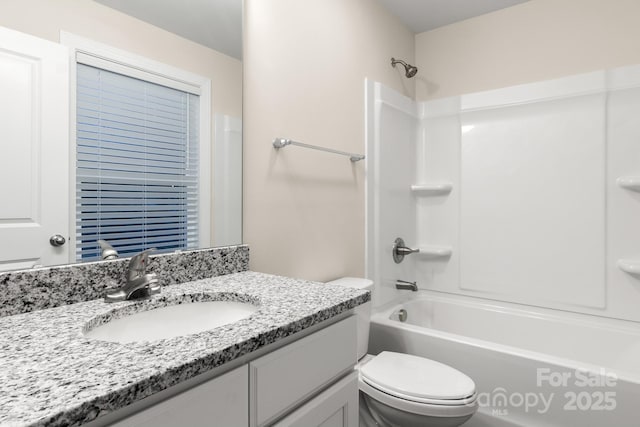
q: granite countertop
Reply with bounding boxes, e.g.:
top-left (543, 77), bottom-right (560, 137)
top-left (0, 271), bottom-right (370, 427)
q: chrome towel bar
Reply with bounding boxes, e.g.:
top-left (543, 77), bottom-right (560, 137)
top-left (272, 138), bottom-right (365, 162)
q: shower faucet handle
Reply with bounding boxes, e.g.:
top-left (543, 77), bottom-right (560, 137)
top-left (396, 246), bottom-right (419, 255)
top-left (392, 237), bottom-right (419, 263)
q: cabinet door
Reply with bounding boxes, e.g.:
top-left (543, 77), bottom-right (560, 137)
top-left (250, 316), bottom-right (357, 426)
top-left (111, 365), bottom-right (248, 427)
top-left (274, 372), bottom-right (359, 427)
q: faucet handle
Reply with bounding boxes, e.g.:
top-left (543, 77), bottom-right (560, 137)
top-left (126, 248), bottom-right (156, 280)
top-left (392, 237), bottom-right (419, 264)
top-left (105, 248), bottom-right (160, 302)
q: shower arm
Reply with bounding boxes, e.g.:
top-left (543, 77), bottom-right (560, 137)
top-left (391, 58), bottom-right (409, 68)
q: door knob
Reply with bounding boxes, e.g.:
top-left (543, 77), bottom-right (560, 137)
top-left (49, 234), bottom-right (66, 247)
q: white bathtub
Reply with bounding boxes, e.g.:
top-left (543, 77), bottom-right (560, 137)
top-left (368, 292), bottom-right (640, 427)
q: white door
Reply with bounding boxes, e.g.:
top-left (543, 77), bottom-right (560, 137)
top-left (0, 26), bottom-right (70, 271)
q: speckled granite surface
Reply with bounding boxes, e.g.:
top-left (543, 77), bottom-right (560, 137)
top-left (0, 271), bottom-right (370, 427)
top-left (0, 245), bottom-right (249, 318)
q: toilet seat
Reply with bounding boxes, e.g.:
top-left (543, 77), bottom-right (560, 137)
top-left (359, 377), bottom-right (478, 418)
top-left (358, 352), bottom-right (478, 418)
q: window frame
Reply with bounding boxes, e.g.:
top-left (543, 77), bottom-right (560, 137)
top-left (62, 32), bottom-right (212, 259)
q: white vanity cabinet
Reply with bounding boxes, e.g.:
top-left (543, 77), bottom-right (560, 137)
top-left (109, 316), bottom-right (358, 427)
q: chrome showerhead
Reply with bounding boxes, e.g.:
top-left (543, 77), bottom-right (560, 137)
top-left (391, 58), bottom-right (418, 78)
top-left (405, 65), bottom-right (418, 78)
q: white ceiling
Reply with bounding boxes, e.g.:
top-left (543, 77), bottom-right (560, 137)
top-left (94, 0), bottom-right (530, 61)
top-left (94, 0), bottom-right (243, 59)
top-left (377, 0), bottom-right (530, 33)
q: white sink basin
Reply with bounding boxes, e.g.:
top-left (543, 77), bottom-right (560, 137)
top-left (84, 301), bottom-right (258, 343)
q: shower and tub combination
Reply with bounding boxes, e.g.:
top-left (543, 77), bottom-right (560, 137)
top-left (365, 62), bottom-right (640, 426)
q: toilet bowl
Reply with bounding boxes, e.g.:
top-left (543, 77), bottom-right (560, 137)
top-left (327, 277), bottom-right (477, 427)
top-left (358, 353), bottom-right (477, 427)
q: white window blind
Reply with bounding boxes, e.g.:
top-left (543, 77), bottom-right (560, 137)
top-left (76, 63), bottom-right (199, 261)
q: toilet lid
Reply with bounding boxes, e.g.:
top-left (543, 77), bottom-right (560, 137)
top-left (360, 352), bottom-right (476, 402)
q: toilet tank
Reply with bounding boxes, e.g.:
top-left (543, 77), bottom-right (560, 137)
top-left (326, 277), bottom-right (373, 360)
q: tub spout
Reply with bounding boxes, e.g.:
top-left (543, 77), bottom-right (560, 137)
top-left (395, 280), bottom-right (417, 292)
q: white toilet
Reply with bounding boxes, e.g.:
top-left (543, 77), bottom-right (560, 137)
top-left (327, 277), bottom-right (477, 427)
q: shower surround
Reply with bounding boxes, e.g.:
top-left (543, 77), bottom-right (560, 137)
top-left (365, 64), bottom-right (640, 321)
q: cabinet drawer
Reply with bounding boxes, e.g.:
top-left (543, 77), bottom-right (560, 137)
top-left (111, 365), bottom-right (248, 427)
top-left (274, 372), bottom-right (358, 427)
top-left (250, 316), bottom-right (357, 426)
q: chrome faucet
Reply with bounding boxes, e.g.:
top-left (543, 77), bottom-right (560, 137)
top-left (395, 280), bottom-right (418, 292)
top-left (98, 239), bottom-right (119, 260)
top-left (105, 249), bottom-right (160, 302)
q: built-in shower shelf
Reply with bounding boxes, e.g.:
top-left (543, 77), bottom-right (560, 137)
top-left (617, 176), bottom-right (640, 192)
top-left (411, 182), bottom-right (453, 196)
top-left (418, 245), bottom-right (453, 258)
top-left (618, 259), bottom-right (640, 275)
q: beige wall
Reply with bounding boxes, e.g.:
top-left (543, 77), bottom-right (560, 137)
top-left (0, 0), bottom-right (242, 246)
top-left (0, 0), bottom-right (242, 117)
top-left (244, 0), bottom-right (414, 281)
top-left (415, 0), bottom-right (640, 101)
